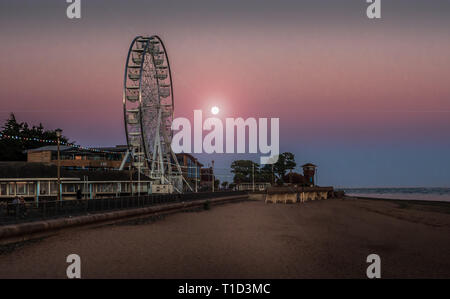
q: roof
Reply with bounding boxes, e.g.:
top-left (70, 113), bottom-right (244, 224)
top-left (26, 145), bottom-right (128, 154)
top-left (0, 162), bottom-right (149, 181)
top-left (26, 145), bottom-right (72, 153)
top-left (91, 146), bottom-right (128, 153)
top-left (301, 163), bottom-right (317, 168)
top-left (267, 186), bottom-right (297, 194)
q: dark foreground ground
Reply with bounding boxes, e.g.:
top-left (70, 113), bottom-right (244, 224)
top-left (1, 197), bottom-right (450, 278)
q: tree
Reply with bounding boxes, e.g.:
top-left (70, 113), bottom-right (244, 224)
top-left (258, 164), bottom-right (273, 183)
top-left (230, 160), bottom-right (259, 184)
top-left (214, 179), bottom-right (220, 190)
top-left (273, 152), bottom-right (296, 182)
top-left (0, 113), bottom-right (69, 161)
top-left (221, 181), bottom-right (229, 190)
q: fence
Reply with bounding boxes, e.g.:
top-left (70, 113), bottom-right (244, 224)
top-left (0, 191), bottom-right (246, 226)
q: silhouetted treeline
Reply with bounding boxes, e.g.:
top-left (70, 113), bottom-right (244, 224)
top-left (0, 113), bottom-right (69, 161)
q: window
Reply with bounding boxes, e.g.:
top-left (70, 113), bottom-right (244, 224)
top-left (98, 183), bottom-right (113, 193)
top-left (16, 183), bottom-right (27, 195)
top-left (50, 182), bottom-right (58, 194)
top-left (27, 183), bottom-right (36, 195)
top-left (64, 184), bottom-right (76, 193)
top-left (40, 182), bottom-right (49, 195)
top-left (0, 184), bottom-right (7, 196)
top-left (8, 183), bottom-right (15, 195)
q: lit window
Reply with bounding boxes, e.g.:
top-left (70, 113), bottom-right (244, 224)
top-left (16, 183), bottom-right (27, 195)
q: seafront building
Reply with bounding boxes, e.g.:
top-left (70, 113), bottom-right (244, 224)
top-left (0, 161), bottom-right (155, 201)
top-left (26, 146), bottom-right (204, 181)
top-left (27, 145), bottom-right (128, 170)
top-left (1, 144), bottom-right (326, 202)
top-left (0, 145), bottom-right (212, 201)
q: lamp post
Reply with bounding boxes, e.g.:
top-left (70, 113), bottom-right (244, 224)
top-left (137, 144), bottom-right (141, 197)
top-left (195, 164), bottom-right (198, 193)
top-left (315, 167), bottom-right (318, 187)
top-left (55, 128), bottom-right (62, 201)
top-left (271, 164), bottom-right (274, 185)
top-left (252, 162), bottom-right (255, 192)
top-left (211, 160), bottom-right (215, 192)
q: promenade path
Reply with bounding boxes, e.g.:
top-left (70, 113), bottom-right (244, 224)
top-left (1, 198), bottom-right (450, 278)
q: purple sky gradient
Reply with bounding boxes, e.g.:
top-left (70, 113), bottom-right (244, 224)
top-left (1, 0), bottom-right (449, 186)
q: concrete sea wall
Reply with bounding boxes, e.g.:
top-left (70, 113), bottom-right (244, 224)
top-left (0, 194), bottom-right (248, 245)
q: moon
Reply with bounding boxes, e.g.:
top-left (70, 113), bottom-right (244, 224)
top-left (211, 106), bottom-right (220, 115)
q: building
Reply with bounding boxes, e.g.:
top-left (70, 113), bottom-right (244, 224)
top-left (0, 162), bottom-right (155, 202)
top-left (199, 167), bottom-right (214, 191)
top-left (200, 167), bottom-right (213, 182)
top-left (7, 146), bottom-right (215, 198)
top-left (175, 153), bottom-right (203, 191)
top-left (25, 146), bottom-right (212, 191)
top-left (237, 182), bottom-right (271, 192)
top-left (27, 145), bottom-right (128, 170)
top-left (283, 172), bottom-right (305, 185)
top-left (301, 163), bottom-right (317, 186)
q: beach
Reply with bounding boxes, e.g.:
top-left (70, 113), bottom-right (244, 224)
top-left (1, 197), bottom-right (450, 279)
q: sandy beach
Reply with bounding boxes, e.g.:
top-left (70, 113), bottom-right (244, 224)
top-left (1, 197), bottom-right (450, 279)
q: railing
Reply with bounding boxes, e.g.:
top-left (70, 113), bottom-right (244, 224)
top-left (0, 191), bottom-right (246, 226)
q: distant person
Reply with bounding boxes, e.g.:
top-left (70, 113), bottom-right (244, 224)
top-left (11, 196), bottom-right (20, 217)
top-left (11, 196), bottom-right (27, 218)
top-left (19, 196), bottom-right (27, 217)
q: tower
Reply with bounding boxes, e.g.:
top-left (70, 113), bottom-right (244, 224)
top-left (302, 163), bottom-right (317, 186)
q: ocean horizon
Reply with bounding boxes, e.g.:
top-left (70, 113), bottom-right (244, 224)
top-left (338, 187), bottom-right (450, 203)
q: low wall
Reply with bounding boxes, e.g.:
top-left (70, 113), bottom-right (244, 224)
top-left (266, 193), bottom-right (297, 204)
top-left (248, 193), bottom-right (266, 201)
top-left (299, 191), bottom-right (329, 203)
top-left (266, 190), bottom-right (330, 204)
top-left (0, 194), bottom-right (248, 245)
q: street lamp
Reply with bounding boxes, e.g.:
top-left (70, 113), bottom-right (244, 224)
top-left (195, 163), bottom-right (198, 193)
top-left (55, 128), bottom-right (62, 201)
top-left (211, 160), bottom-right (215, 192)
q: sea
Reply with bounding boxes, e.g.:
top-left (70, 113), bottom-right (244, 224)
top-left (338, 187), bottom-right (450, 203)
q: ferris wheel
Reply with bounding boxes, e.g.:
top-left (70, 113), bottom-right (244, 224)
top-left (123, 35), bottom-right (187, 192)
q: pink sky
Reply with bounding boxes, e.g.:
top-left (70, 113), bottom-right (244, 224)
top-left (1, 0), bottom-right (449, 186)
